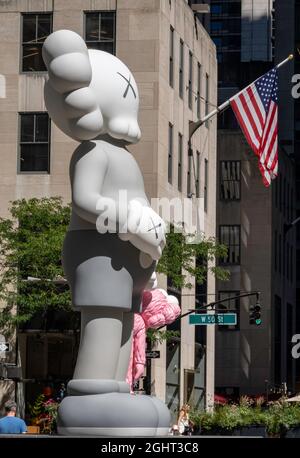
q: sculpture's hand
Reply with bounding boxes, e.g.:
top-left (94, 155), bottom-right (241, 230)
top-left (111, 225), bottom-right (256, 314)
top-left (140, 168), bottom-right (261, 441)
top-left (118, 200), bottom-right (166, 260)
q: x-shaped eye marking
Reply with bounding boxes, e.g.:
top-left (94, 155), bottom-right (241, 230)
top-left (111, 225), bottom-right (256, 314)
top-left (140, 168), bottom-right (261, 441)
top-left (117, 72), bottom-right (137, 99)
top-left (147, 216), bottom-right (162, 240)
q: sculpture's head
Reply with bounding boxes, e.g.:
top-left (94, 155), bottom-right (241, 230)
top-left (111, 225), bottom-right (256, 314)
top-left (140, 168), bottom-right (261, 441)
top-left (42, 30), bottom-right (141, 143)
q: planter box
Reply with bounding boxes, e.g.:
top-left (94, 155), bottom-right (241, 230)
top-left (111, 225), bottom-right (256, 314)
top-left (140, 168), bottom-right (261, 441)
top-left (283, 427), bottom-right (300, 438)
top-left (198, 426), bottom-right (266, 437)
top-left (199, 428), bottom-right (234, 436)
top-left (232, 426), bottom-right (266, 437)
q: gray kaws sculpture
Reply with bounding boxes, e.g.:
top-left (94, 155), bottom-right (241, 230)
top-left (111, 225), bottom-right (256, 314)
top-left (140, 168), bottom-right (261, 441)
top-left (42, 30), bottom-right (170, 436)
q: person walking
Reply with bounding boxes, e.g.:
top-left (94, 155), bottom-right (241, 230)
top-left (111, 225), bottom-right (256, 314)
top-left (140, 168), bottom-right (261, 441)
top-left (0, 401), bottom-right (27, 434)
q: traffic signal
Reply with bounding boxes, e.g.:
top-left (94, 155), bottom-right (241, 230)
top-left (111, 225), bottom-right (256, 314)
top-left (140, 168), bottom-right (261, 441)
top-left (249, 301), bottom-right (262, 325)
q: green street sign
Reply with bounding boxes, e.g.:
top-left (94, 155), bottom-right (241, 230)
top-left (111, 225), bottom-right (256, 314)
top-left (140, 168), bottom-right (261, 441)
top-left (189, 313), bottom-right (237, 326)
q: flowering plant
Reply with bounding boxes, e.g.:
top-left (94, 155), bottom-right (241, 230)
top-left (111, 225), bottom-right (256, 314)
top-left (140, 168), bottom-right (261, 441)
top-left (28, 394), bottom-right (59, 434)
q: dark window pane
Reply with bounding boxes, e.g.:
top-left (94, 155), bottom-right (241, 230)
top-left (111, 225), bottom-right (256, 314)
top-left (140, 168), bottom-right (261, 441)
top-left (37, 15), bottom-right (51, 42)
top-left (88, 41), bottom-right (114, 53)
top-left (101, 14), bottom-right (115, 41)
top-left (86, 13), bottom-right (99, 41)
top-left (23, 15), bottom-right (36, 43)
top-left (211, 4), bottom-right (222, 15)
top-left (35, 114), bottom-right (49, 142)
top-left (21, 115), bottom-right (34, 142)
top-left (219, 225), bottom-right (240, 265)
top-left (23, 43), bottom-right (46, 71)
top-left (85, 12), bottom-right (116, 54)
top-left (168, 123), bottom-right (173, 184)
top-left (220, 161), bottom-right (241, 200)
top-left (22, 14), bottom-right (51, 71)
top-left (20, 144), bottom-right (49, 172)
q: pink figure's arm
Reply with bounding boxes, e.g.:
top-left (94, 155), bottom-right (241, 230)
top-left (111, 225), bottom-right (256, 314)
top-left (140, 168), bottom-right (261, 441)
top-left (133, 324), bottom-right (147, 382)
top-left (126, 314), bottom-right (146, 386)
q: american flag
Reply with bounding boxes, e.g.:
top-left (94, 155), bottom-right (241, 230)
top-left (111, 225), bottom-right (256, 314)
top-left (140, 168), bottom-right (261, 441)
top-left (230, 68), bottom-right (279, 187)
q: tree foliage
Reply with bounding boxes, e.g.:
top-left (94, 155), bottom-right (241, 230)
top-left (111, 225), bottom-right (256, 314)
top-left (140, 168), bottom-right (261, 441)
top-left (0, 197), bottom-right (71, 329)
top-left (157, 229), bottom-right (229, 290)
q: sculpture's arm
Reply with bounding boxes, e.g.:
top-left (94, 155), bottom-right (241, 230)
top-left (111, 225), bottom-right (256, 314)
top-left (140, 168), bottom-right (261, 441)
top-left (71, 147), bottom-right (111, 226)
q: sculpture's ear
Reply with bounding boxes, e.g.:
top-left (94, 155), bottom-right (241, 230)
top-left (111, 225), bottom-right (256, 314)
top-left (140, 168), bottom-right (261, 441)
top-left (42, 30), bottom-right (92, 94)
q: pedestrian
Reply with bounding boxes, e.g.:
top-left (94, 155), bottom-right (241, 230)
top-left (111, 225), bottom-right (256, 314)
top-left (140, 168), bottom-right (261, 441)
top-left (0, 400), bottom-right (27, 434)
top-left (177, 404), bottom-right (194, 436)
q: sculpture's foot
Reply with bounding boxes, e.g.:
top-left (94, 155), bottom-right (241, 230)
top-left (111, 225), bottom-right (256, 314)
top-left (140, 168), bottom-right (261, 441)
top-left (67, 379), bottom-right (130, 395)
top-left (57, 393), bottom-right (170, 437)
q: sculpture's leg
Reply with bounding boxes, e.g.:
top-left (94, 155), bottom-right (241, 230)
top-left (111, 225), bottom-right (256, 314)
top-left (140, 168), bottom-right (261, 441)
top-left (115, 311), bottom-right (134, 392)
top-left (57, 307), bottom-right (171, 436)
top-left (67, 307), bottom-right (127, 396)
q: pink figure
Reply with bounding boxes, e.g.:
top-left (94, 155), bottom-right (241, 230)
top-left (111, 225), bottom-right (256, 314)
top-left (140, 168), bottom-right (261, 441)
top-left (126, 289), bottom-right (180, 389)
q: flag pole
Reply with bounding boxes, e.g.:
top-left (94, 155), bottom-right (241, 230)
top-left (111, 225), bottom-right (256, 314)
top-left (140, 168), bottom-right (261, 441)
top-left (189, 54), bottom-right (294, 140)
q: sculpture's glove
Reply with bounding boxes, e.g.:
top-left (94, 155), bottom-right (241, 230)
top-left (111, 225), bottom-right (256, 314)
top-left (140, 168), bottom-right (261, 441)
top-left (119, 200), bottom-right (166, 260)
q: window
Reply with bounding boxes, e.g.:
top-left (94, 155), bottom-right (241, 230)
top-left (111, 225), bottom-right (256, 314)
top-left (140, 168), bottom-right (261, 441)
top-left (187, 146), bottom-right (192, 197)
top-left (188, 51), bottom-right (193, 109)
top-left (220, 161), bottom-right (241, 200)
top-left (218, 291), bottom-right (240, 330)
top-left (22, 14), bottom-right (52, 72)
top-left (179, 39), bottom-right (184, 98)
top-left (196, 151), bottom-right (200, 198)
top-left (85, 11), bottom-right (116, 54)
top-left (219, 225), bottom-right (240, 265)
top-left (168, 123), bottom-right (173, 184)
top-left (287, 242), bottom-right (290, 280)
top-left (287, 303), bottom-right (293, 387)
top-left (279, 233), bottom-right (282, 274)
top-left (197, 63), bottom-right (201, 119)
top-left (169, 27), bottom-right (174, 87)
top-left (283, 239), bottom-right (286, 277)
top-left (274, 230), bottom-right (277, 272)
top-left (287, 182), bottom-right (290, 220)
top-left (274, 295), bottom-right (281, 384)
top-left (204, 159), bottom-right (208, 212)
top-left (291, 245), bottom-right (293, 283)
top-left (279, 174), bottom-right (282, 212)
top-left (205, 73), bottom-right (210, 116)
top-left (19, 113), bottom-right (50, 173)
top-left (178, 133), bottom-right (183, 191)
top-left (283, 177), bottom-right (286, 217)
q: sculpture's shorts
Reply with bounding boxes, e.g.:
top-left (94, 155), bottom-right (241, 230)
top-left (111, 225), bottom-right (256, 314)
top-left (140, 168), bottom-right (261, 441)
top-left (62, 230), bottom-right (156, 313)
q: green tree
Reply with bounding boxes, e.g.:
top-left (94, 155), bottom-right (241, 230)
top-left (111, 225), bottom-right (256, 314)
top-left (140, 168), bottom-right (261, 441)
top-left (0, 197), bottom-right (71, 331)
top-left (157, 229), bottom-right (229, 290)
